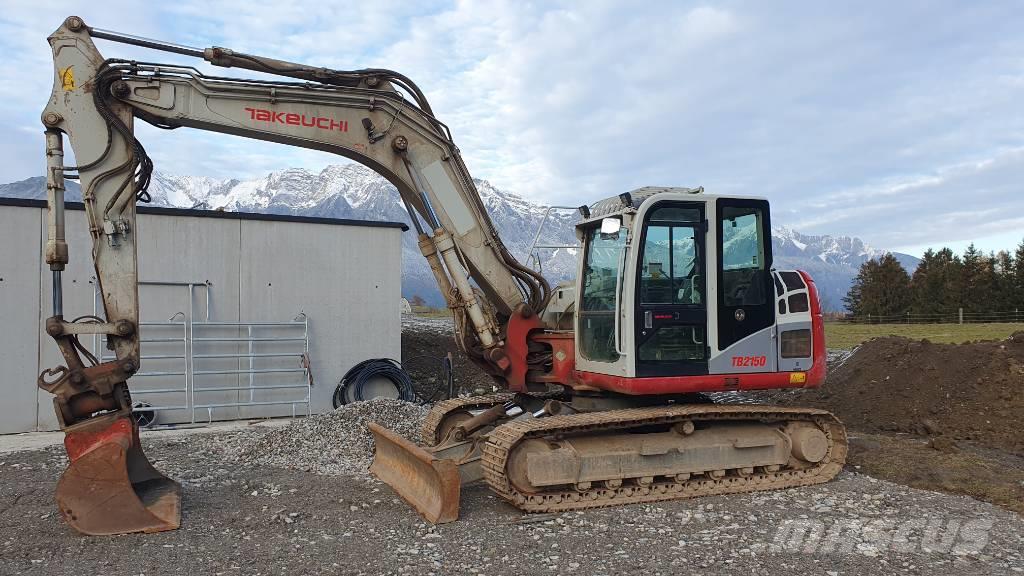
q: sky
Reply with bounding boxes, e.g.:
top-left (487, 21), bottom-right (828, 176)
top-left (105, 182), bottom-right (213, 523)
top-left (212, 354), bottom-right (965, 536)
top-left (2, 1), bottom-right (1023, 257)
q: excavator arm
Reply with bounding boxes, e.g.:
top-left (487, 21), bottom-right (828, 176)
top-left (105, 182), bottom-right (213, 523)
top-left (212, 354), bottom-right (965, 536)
top-left (38, 16), bottom-right (549, 535)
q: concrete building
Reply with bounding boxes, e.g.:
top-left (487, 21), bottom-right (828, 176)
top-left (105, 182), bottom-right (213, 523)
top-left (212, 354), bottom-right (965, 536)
top-left (0, 198), bottom-right (406, 433)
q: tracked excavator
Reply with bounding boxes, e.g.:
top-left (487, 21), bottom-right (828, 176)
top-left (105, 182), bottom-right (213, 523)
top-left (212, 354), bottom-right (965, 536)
top-left (39, 16), bottom-right (846, 535)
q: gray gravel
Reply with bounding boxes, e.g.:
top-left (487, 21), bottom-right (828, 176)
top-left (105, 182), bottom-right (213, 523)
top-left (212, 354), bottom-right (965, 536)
top-left (0, 401), bottom-right (1021, 575)
top-left (223, 399), bottom-right (429, 476)
top-left (401, 314), bottom-right (455, 335)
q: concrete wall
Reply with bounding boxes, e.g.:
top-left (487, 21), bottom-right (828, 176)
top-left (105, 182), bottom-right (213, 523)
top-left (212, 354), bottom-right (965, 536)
top-left (1, 200), bottom-right (404, 432)
top-left (0, 205), bottom-right (43, 434)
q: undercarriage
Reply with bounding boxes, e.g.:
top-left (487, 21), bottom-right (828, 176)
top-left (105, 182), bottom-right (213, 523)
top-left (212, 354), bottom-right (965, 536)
top-left (371, 393), bottom-right (847, 522)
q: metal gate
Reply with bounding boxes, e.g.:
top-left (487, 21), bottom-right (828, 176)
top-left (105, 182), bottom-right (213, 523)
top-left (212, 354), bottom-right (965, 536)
top-left (93, 281), bottom-right (311, 425)
top-left (190, 315), bottom-right (311, 422)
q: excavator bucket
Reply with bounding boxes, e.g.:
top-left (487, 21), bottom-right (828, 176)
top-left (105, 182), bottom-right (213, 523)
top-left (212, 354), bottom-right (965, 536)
top-left (56, 414), bottom-right (181, 536)
top-left (368, 422), bottom-right (462, 524)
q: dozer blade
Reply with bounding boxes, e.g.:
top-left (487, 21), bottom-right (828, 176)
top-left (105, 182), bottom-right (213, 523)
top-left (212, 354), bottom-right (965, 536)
top-left (56, 414), bottom-right (181, 536)
top-left (368, 422), bottom-right (462, 524)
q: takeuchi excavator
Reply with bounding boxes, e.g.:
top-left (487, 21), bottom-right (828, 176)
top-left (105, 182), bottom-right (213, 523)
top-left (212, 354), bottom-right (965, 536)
top-left (40, 17), bottom-right (846, 535)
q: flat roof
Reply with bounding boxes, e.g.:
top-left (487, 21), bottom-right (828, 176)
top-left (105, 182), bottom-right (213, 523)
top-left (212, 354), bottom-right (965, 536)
top-left (0, 197), bottom-right (409, 231)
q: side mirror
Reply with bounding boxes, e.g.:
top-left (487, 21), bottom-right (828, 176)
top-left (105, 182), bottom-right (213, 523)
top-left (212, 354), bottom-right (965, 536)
top-left (600, 217), bottom-right (621, 236)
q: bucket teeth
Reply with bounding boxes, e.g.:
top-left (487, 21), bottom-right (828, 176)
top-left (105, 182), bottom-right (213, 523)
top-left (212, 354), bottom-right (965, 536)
top-left (368, 422), bottom-right (462, 524)
top-left (55, 414), bottom-right (181, 536)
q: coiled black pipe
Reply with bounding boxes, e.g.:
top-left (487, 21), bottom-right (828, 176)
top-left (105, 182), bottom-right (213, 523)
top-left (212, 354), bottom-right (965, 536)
top-left (332, 358), bottom-right (416, 408)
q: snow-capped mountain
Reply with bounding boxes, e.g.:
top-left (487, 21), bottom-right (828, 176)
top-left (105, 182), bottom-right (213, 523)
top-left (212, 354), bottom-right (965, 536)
top-left (772, 225), bottom-right (919, 310)
top-left (0, 166), bottom-right (578, 307)
top-left (0, 167), bottom-right (916, 311)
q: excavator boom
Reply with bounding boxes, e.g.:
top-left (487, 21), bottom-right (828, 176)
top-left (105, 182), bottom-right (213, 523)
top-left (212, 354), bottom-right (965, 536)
top-left (39, 16), bottom-right (548, 535)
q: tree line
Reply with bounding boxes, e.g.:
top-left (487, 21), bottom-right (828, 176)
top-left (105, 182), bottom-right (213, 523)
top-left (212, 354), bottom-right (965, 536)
top-left (843, 241), bottom-right (1024, 319)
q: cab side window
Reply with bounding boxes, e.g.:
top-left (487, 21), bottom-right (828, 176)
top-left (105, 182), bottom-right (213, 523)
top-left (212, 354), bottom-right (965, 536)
top-left (720, 207), bottom-right (767, 307)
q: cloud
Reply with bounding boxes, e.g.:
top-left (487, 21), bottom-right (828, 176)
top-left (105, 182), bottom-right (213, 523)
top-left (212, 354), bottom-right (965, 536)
top-left (1, 1), bottom-right (1022, 255)
top-left (788, 146), bottom-right (1024, 249)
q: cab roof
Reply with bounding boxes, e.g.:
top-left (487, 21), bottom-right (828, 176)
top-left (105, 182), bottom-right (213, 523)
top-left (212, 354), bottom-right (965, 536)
top-left (579, 186), bottom-right (768, 226)
top-left (582, 186), bottom-right (701, 224)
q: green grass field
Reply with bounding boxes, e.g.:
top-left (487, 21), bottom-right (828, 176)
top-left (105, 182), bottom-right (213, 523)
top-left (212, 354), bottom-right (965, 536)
top-left (825, 322), bottom-right (1024, 349)
top-left (410, 306), bottom-right (453, 318)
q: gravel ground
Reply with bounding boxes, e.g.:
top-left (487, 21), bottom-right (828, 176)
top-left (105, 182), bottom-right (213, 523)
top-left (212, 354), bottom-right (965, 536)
top-left (401, 315), bottom-right (455, 335)
top-left (3, 323), bottom-right (1021, 575)
top-left (0, 422), bottom-right (1022, 575)
top-left (225, 400), bottom-right (430, 476)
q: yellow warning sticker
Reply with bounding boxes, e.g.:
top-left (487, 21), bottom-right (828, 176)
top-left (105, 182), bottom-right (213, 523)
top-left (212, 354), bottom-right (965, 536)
top-left (60, 66), bottom-right (75, 91)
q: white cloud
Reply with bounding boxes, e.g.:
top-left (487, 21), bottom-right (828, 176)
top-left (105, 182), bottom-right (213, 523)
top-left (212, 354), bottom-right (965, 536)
top-left (788, 146), bottom-right (1024, 249)
top-left (1, 1), bottom-right (1023, 255)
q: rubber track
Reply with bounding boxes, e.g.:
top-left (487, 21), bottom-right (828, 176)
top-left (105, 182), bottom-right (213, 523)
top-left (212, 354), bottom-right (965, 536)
top-left (420, 394), bottom-right (514, 445)
top-left (481, 405), bottom-right (848, 513)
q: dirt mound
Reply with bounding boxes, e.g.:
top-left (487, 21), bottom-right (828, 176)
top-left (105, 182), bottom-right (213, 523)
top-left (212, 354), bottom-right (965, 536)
top-left (799, 335), bottom-right (1024, 453)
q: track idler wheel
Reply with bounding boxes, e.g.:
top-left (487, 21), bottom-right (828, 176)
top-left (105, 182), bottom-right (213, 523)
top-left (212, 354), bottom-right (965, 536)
top-left (55, 413), bottom-right (181, 535)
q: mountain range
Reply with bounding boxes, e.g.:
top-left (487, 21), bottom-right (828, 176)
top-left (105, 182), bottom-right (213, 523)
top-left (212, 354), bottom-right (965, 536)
top-left (0, 166), bottom-right (918, 311)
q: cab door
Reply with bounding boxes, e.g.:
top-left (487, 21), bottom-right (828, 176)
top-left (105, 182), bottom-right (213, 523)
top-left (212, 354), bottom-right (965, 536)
top-left (575, 218), bottom-right (630, 376)
top-left (633, 202), bottom-right (708, 377)
top-left (714, 198), bottom-right (776, 370)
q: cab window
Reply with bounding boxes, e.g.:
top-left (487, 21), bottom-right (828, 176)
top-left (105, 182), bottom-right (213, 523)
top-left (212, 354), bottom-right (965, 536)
top-left (720, 206), bottom-right (767, 306)
top-left (639, 207), bottom-right (702, 306)
top-left (578, 223), bottom-right (626, 362)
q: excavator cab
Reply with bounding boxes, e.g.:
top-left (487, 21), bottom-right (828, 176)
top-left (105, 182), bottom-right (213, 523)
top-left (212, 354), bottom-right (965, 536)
top-left (571, 187), bottom-right (822, 393)
top-left (576, 189), bottom-right (783, 383)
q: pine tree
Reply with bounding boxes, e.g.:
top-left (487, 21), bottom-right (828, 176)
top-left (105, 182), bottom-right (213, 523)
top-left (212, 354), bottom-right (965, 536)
top-left (844, 254), bottom-right (911, 319)
top-left (960, 243), bottom-right (985, 313)
top-left (910, 249), bottom-right (942, 317)
top-left (874, 253), bottom-right (912, 317)
top-left (937, 248), bottom-right (964, 314)
top-left (980, 251), bottom-right (1000, 314)
top-left (843, 263), bottom-right (869, 317)
top-left (1014, 239), bottom-right (1024, 310)
top-left (993, 250), bottom-right (1015, 312)
top-left (909, 247), bottom-right (961, 320)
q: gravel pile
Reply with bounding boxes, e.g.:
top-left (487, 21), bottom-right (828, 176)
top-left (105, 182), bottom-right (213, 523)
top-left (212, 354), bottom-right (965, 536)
top-left (228, 399), bottom-right (429, 477)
